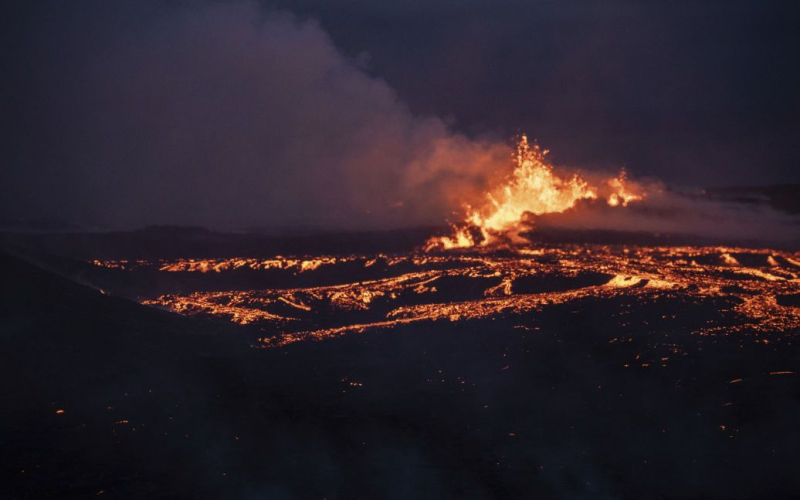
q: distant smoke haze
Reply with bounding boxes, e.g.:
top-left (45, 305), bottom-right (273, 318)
top-left (538, 184), bottom-right (800, 244)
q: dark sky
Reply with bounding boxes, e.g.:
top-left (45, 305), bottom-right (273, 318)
top-left (2, 0), bottom-right (798, 230)
top-left (268, 0), bottom-right (799, 183)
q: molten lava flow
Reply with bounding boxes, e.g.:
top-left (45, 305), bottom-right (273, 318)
top-left (428, 135), bottom-right (645, 249)
top-left (117, 245), bottom-right (800, 349)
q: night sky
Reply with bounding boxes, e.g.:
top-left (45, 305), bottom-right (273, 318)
top-left (276, 0), bottom-right (800, 181)
top-left (2, 0), bottom-right (798, 230)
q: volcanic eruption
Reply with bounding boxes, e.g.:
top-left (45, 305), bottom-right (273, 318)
top-left (427, 135), bottom-right (646, 249)
top-left (4, 1), bottom-right (800, 498)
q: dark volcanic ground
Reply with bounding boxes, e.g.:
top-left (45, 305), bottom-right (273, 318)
top-left (1, 230), bottom-right (800, 499)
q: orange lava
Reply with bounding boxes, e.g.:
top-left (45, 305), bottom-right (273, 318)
top-left (107, 245), bottom-right (800, 348)
top-left (427, 135), bottom-right (645, 249)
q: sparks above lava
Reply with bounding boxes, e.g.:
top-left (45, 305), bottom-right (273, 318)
top-left (427, 135), bottom-right (645, 249)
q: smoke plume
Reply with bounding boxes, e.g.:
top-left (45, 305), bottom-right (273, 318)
top-left (2, 0), bottom-right (796, 245)
top-left (2, 1), bottom-right (508, 230)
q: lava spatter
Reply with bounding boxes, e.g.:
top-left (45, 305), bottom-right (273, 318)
top-left (427, 136), bottom-right (646, 249)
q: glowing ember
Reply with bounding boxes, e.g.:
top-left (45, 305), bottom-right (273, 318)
top-left (427, 135), bottom-right (645, 249)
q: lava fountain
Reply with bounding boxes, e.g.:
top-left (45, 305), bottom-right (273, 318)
top-left (427, 135), bottom-right (644, 249)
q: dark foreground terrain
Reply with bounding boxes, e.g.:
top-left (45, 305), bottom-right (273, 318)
top-left (1, 230), bottom-right (800, 499)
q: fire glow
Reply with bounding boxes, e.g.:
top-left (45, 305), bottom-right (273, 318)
top-left (428, 136), bottom-right (644, 250)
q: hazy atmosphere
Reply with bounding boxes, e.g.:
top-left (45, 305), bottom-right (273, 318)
top-left (3, 0), bottom-right (798, 231)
